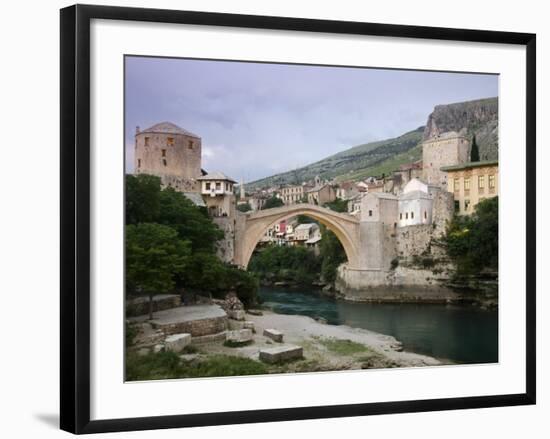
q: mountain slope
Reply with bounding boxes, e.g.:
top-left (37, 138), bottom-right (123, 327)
top-left (247, 97), bottom-right (499, 190)
top-left (247, 127), bottom-right (424, 189)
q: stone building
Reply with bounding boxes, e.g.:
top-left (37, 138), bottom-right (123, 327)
top-left (441, 160), bottom-right (499, 214)
top-left (422, 131), bottom-right (470, 189)
top-left (335, 181), bottom-right (360, 200)
top-left (134, 122), bottom-right (202, 192)
top-left (197, 172), bottom-right (237, 218)
top-left (306, 184), bottom-right (336, 205)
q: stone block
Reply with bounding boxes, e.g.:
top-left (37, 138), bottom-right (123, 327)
top-left (259, 345), bottom-right (303, 364)
top-left (153, 344), bottom-right (164, 353)
top-left (243, 321), bottom-right (255, 332)
top-left (246, 309), bottom-right (263, 316)
top-left (263, 328), bottom-right (283, 343)
top-left (164, 333), bottom-right (191, 352)
top-left (225, 329), bottom-right (253, 344)
top-left (227, 309), bottom-right (246, 321)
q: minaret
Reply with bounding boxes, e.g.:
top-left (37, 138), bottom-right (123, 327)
top-left (240, 178), bottom-right (245, 200)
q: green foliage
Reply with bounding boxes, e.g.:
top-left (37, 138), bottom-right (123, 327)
top-left (444, 197), bottom-right (498, 275)
top-left (323, 198), bottom-right (348, 213)
top-left (470, 134), bottom-right (480, 162)
top-left (126, 223), bottom-right (190, 295)
top-left (249, 245), bottom-right (321, 286)
top-left (126, 174), bottom-right (161, 225)
top-left (182, 252), bottom-right (259, 306)
top-left (125, 175), bottom-right (258, 305)
top-left (319, 226), bottom-right (346, 283)
top-left (126, 352), bottom-right (267, 381)
top-left (390, 258), bottom-right (399, 270)
top-left (262, 195), bottom-right (284, 210)
top-left (126, 223), bottom-right (191, 318)
top-left (158, 188), bottom-right (223, 253)
top-left (237, 202), bottom-right (252, 212)
top-left (126, 323), bottom-right (138, 347)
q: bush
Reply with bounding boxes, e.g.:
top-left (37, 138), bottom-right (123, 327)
top-left (126, 352), bottom-right (267, 381)
top-left (444, 197), bottom-right (498, 275)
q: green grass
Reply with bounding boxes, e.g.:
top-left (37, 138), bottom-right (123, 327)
top-left (318, 338), bottom-right (372, 355)
top-left (126, 351), bottom-right (268, 381)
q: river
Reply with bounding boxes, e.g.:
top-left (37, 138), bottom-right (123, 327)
top-left (259, 287), bottom-right (498, 364)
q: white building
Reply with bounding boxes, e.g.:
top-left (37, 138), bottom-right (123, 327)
top-left (397, 178), bottom-right (435, 227)
top-left (197, 171), bottom-right (236, 217)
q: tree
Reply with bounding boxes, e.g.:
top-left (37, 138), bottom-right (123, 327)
top-left (323, 198), bottom-right (348, 213)
top-left (444, 197), bottom-right (498, 275)
top-left (126, 174), bottom-right (161, 224)
top-left (158, 188), bottom-right (224, 253)
top-left (318, 226), bottom-right (347, 283)
top-left (237, 202), bottom-right (252, 213)
top-left (470, 134), bottom-right (480, 162)
top-left (126, 223), bottom-right (191, 319)
top-left (262, 195), bottom-right (284, 210)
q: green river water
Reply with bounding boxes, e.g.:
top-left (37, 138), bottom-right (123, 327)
top-left (259, 287), bottom-right (498, 364)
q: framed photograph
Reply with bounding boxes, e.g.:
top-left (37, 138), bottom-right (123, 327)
top-left (60, 4), bottom-right (536, 434)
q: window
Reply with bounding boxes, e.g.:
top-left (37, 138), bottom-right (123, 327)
top-left (144, 137), bottom-right (150, 146)
top-left (454, 200), bottom-right (460, 212)
top-left (489, 174), bottom-right (496, 189)
top-left (167, 137), bottom-right (174, 146)
top-left (216, 182), bottom-right (221, 190)
top-left (225, 183), bottom-right (229, 191)
top-left (162, 159), bottom-right (167, 167)
top-left (464, 177), bottom-right (470, 190)
top-left (454, 178), bottom-right (460, 192)
top-left (464, 199), bottom-right (471, 211)
top-left (405, 213), bottom-right (409, 219)
top-left (478, 175), bottom-right (485, 189)
top-left (424, 211), bottom-right (427, 219)
top-left (411, 212), bottom-right (414, 219)
top-left (188, 140), bottom-right (194, 149)
top-left (161, 149), bottom-right (166, 157)
top-left (368, 210), bottom-right (373, 217)
top-left (137, 159), bottom-right (141, 168)
top-left (205, 182), bottom-right (211, 190)
top-left (400, 213), bottom-right (402, 220)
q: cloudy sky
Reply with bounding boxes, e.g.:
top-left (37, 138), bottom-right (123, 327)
top-left (125, 56), bottom-right (497, 183)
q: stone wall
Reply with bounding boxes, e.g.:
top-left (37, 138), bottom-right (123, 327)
top-left (422, 135), bottom-right (469, 188)
top-left (153, 315), bottom-right (228, 337)
top-left (126, 294), bottom-right (181, 317)
top-left (395, 224), bottom-right (433, 258)
top-left (214, 216), bottom-right (236, 263)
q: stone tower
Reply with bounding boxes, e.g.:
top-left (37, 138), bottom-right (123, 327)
top-left (134, 122), bottom-right (202, 192)
top-left (422, 131), bottom-right (470, 189)
top-left (240, 178), bottom-right (245, 200)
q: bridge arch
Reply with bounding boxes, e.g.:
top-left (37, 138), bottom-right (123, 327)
top-left (235, 204), bottom-right (361, 270)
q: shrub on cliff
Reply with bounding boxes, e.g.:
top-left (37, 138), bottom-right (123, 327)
top-left (444, 197), bottom-right (498, 275)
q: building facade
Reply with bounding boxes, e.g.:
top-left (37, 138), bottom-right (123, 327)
top-left (441, 160), bottom-right (499, 215)
top-left (307, 184), bottom-right (336, 205)
top-left (197, 172), bottom-right (237, 218)
top-left (422, 131), bottom-right (470, 189)
top-left (134, 122), bottom-right (202, 192)
top-left (280, 184), bottom-right (309, 205)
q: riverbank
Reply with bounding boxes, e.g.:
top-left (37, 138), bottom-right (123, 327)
top-left (226, 310), bottom-right (444, 369)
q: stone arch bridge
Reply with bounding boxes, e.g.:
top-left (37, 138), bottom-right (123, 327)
top-left (233, 204), bottom-right (374, 270)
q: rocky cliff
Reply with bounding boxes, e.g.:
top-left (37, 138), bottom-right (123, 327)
top-left (423, 97), bottom-right (498, 160)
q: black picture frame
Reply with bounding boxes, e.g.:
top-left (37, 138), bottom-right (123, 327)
top-left (60, 4), bottom-right (536, 434)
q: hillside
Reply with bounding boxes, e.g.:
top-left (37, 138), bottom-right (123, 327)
top-left (247, 127), bottom-right (424, 190)
top-left (247, 96), bottom-right (498, 190)
top-left (423, 97), bottom-right (498, 160)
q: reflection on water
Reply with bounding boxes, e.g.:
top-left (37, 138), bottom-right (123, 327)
top-left (259, 287), bottom-right (498, 364)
